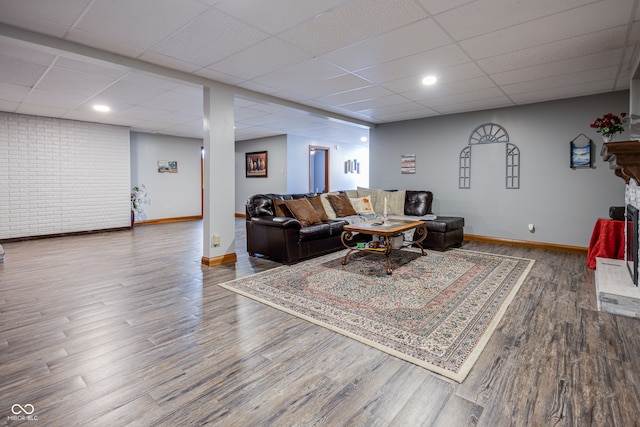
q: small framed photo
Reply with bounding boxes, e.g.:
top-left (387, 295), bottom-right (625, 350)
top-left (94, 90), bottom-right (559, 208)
top-left (246, 151), bottom-right (268, 178)
top-left (570, 138), bottom-right (595, 169)
top-left (158, 160), bottom-right (178, 173)
top-left (401, 154), bottom-right (416, 174)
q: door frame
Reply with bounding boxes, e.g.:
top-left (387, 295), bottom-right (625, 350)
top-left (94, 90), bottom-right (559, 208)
top-left (309, 146), bottom-right (330, 193)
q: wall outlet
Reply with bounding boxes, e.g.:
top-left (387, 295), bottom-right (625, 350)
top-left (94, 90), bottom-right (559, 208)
top-left (212, 235), bottom-right (221, 247)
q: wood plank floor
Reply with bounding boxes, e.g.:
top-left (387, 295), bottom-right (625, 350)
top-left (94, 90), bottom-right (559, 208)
top-left (2, 219), bottom-right (640, 426)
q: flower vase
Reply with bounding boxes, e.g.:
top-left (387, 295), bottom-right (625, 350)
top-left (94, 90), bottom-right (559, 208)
top-left (603, 135), bottom-right (613, 143)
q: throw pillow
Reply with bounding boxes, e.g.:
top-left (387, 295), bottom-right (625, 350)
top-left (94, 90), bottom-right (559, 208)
top-left (357, 186), bottom-right (382, 211)
top-left (327, 193), bottom-right (357, 217)
top-left (308, 195), bottom-right (329, 222)
top-left (349, 196), bottom-right (375, 214)
top-left (382, 190), bottom-right (406, 215)
top-left (273, 198), bottom-right (292, 217)
top-left (284, 198), bottom-right (322, 227)
top-left (319, 192), bottom-right (339, 219)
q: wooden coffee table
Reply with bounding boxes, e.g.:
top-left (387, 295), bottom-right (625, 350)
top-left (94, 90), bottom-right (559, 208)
top-left (341, 218), bottom-right (428, 275)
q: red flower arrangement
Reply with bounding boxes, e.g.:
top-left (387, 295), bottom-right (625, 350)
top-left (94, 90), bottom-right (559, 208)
top-left (590, 112), bottom-right (627, 139)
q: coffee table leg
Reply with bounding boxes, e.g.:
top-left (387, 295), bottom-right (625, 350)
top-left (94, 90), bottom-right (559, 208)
top-left (413, 224), bottom-right (428, 256)
top-left (384, 236), bottom-right (393, 274)
top-left (341, 230), bottom-right (355, 265)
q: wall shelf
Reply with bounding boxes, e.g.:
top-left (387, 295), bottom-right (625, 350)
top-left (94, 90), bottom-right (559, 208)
top-left (601, 141), bottom-right (640, 183)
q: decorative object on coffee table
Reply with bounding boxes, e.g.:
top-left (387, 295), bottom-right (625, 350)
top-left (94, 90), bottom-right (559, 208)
top-left (218, 248), bottom-right (534, 382)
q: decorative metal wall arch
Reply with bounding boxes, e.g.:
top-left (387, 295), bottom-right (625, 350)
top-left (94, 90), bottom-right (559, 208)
top-left (459, 146), bottom-right (471, 189)
top-left (458, 123), bottom-right (520, 189)
top-left (505, 143), bottom-right (520, 189)
top-left (469, 123), bottom-right (509, 145)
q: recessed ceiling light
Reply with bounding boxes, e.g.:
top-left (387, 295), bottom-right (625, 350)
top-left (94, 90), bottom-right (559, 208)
top-left (93, 104), bottom-right (110, 112)
top-left (360, 136), bottom-right (368, 142)
top-left (422, 75), bottom-right (437, 86)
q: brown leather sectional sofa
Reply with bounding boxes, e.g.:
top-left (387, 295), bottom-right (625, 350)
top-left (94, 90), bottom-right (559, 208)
top-left (245, 190), bottom-right (463, 264)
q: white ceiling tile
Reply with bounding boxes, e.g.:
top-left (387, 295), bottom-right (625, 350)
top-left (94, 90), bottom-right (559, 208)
top-left (214, 0), bottom-right (346, 34)
top-left (150, 8), bottom-right (268, 67)
top-left (278, 0), bottom-right (427, 56)
top-left (355, 44), bottom-right (471, 84)
top-left (0, 0), bottom-right (91, 37)
top-left (0, 82), bottom-right (30, 101)
top-left (37, 67), bottom-right (115, 96)
top-left (382, 62), bottom-right (486, 93)
top-left (277, 74), bottom-right (371, 100)
top-left (405, 76), bottom-right (497, 103)
top-left (87, 80), bottom-right (166, 105)
top-left (0, 40), bottom-right (56, 65)
top-left (194, 67), bottom-right (245, 85)
top-left (0, 54), bottom-right (48, 86)
top-left (0, 99), bottom-right (19, 111)
top-left (73, 0), bottom-right (208, 50)
top-left (434, 96), bottom-right (514, 115)
top-left (141, 91), bottom-right (202, 111)
top-left (415, 0), bottom-right (474, 15)
top-left (53, 57), bottom-right (129, 79)
top-left (477, 27), bottom-right (628, 75)
top-left (508, 80), bottom-right (617, 104)
top-left (137, 51), bottom-right (202, 73)
top-left (492, 50), bottom-right (622, 86)
top-left (249, 58), bottom-right (346, 91)
top-left (422, 87), bottom-right (508, 108)
top-left (17, 103), bottom-right (70, 117)
top-left (336, 94), bottom-right (409, 112)
top-left (66, 29), bottom-right (146, 58)
top-left (321, 18), bottom-right (453, 72)
top-left (23, 88), bottom-right (86, 108)
top-left (460, 2), bottom-right (634, 60)
top-left (435, 0), bottom-right (597, 41)
top-left (208, 37), bottom-right (311, 81)
top-left (374, 108), bottom-right (440, 122)
top-left (357, 99), bottom-right (431, 117)
top-left (502, 67), bottom-right (619, 95)
top-left (314, 85), bottom-right (394, 106)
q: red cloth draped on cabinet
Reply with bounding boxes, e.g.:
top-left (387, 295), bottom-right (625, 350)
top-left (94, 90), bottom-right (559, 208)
top-left (587, 218), bottom-right (625, 269)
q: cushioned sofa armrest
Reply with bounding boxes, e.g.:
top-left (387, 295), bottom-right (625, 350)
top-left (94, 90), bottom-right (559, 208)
top-left (251, 216), bottom-right (301, 230)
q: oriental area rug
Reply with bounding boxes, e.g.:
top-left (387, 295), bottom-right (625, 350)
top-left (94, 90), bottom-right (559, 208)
top-left (219, 248), bottom-right (534, 382)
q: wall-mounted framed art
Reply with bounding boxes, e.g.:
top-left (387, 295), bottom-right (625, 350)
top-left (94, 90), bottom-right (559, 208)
top-left (158, 160), bottom-right (178, 173)
top-left (246, 151), bottom-right (268, 178)
top-left (570, 134), bottom-right (595, 169)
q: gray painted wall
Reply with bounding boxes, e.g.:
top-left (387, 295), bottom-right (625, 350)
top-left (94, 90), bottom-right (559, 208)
top-left (130, 132), bottom-right (202, 221)
top-left (235, 135), bottom-right (289, 213)
top-left (370, 91), bottom-right (629, 248)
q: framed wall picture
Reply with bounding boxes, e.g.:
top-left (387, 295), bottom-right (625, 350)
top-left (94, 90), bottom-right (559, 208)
top-left (569, 134), bottom-right (595, 169)
top-left (401, 154), bottom-right (416, 174)
top-left (246, 151), bottom-right (268, 177)
top-left (158, 160), bottom-right (178, 173)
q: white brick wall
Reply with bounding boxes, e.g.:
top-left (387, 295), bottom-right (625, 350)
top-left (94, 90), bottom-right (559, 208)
top-left (0, 112), bottom-right (131, 239)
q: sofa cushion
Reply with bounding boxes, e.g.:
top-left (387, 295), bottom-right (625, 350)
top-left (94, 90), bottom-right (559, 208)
top-left (350, 196), bottom-right (375, 214)
top-left (319, 192), bottom-right (339, 219)
top-left (425, 216), bottom-right (465, 233)
top-left (299, 223), bottom-right (333, 241)
top-left (380, 190), bottom-right (406, 215)
top-left (308, 195), bottom-right (329, 222)
top-left (273, 198), bottom-right (292, 217)
top-left (405, 190), bottom-right (433, 216)
top-left (327, 193), bottom-right (357, 217)
top-left (285, 198), bottom-right (322, 227)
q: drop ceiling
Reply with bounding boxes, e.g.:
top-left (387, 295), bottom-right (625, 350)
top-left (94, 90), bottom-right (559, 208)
top-left (0, 0), bottom-right (638, 144)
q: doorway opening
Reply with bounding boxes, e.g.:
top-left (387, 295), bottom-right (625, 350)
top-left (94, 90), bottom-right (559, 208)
top-left (309, 146), bottom-right (329, 193)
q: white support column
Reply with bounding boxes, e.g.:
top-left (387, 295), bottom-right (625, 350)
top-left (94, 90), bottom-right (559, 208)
top-left (202, 84), bottom-right (236, 266)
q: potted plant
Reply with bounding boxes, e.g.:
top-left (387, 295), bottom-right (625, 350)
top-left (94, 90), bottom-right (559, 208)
top-left (590, 112), bottom-right (628, 142)
top-left (131, 184), bottom-right (148, 226)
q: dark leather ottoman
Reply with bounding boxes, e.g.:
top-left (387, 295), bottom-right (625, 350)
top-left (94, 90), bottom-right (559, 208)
top-left (423, 216), bottom-right (464, 251)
